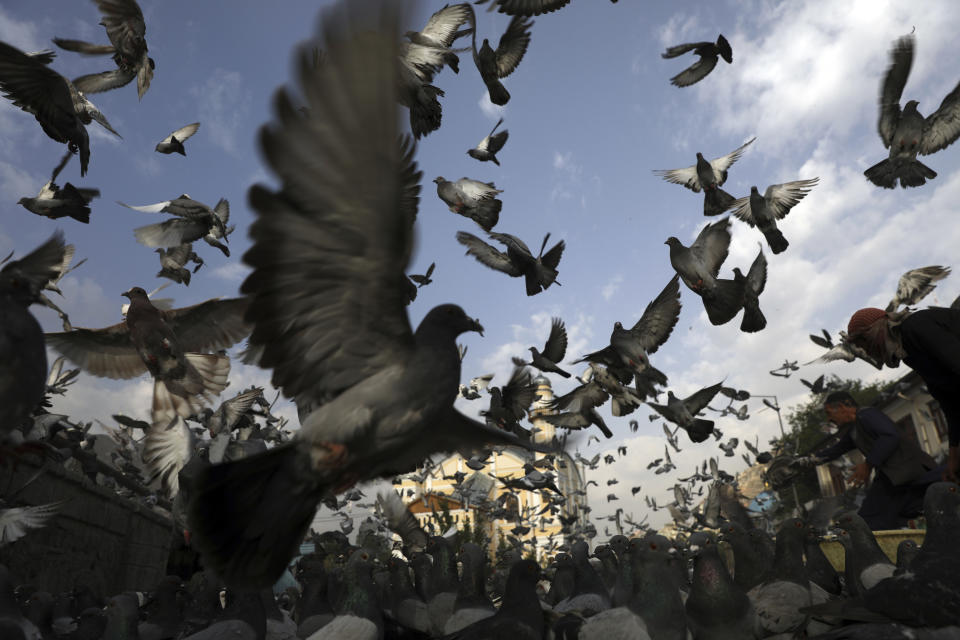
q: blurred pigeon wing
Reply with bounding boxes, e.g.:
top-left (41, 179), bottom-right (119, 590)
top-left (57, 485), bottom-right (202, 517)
top-left (683, 382), bottom-right (723, 414)
top-left (377, 490), bottom-right (428, 552)
top-left (746, 248), bottom-right (768, 296)
top-left (457, 231), bottom-right (521, 275)
top-left (921, 80), bottom-right (960, 155)
top-left (690, 218), bottom-right (731, 276)
top-left (212, 198), bottom-right (230, 225)
top-left (242, 4), bottom-right (416, 406)
top-left (729, 194), bottom-right (756, 226)
top-left (142, 416), bottom-right (194, 496)
top-left (419, 3), bottom-right (472, 47)
top-left (476, 0), bottom-right (570, 15)
top-left (162, 297), bottom-right (251, 353)
top-left (118, 199), bottom-right (175, 214)
top-left (709, 137), bottom-right (755, 184)
top-left (669, 55), bottom-right (717, 88)
top-left (887, 265), bottom-right (951, 311)
top-left (763, 178), bottom-right (818, 219)
top-left (457, 178), bottom-right (500, 201)
top-left (878, 34), bottom-right (914, 148)
top-left (661, 41), bottom-right (712, 58)
top-left (652, 164), bottom-right (701, 191)
top-left (0, 501), bottom-right (64, 544)
top-left (553, 380), bottom-right (607, 412)
top-left (632, 274), bottom-right (681, 353)
top-left (72, 67), bottom-right (136, 93)
top-left (0, 42), bottom-right (77, 131)
top-left (540, 238), bottom-right (564, 270)
top-left (495, 15), bottom-right (533, 78)
top-left (134, 218), bottom-right (207, 248)
top-left (164, 122), bottom-right (200, 144)
top-left (219, 387), bottom-right (264, 431)
top-left (45, 324), bottom-right (145, 379)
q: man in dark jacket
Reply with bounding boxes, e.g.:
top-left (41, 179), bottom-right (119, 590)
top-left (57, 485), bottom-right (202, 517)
top-left (814, 390), bottom-right (942, 530)
top-left (845, 306), bottom-right (960, 482)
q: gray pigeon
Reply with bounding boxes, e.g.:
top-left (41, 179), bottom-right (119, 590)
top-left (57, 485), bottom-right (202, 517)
top-left (864, 33), bottom-right (960, 189)
top-left (467, 117), bottom-right (509, 165)
top-left (0, 232), bottom-right (68, 442)
top-left (52, 0), bottom-right (154, 99)
top-left (732, 245), bottom-right (768, 333)
top-left (156, 122), bottom-right (200, 155)
top-left (647, 381), bottom-right (723, 443)
top-left (184, 1), bottom-right (546, 589)
top-left (156, 244), bottom-right (199, 286)
top-left (469, 13), bottom-right (533, 106)
top-left (653, 137), bottom-right (755, 216)
top-left (885, 265), bottom-right (950, 311)
top-left (17, 152), bottom-right (98, 224)
top-left (474, 0), bottom-right (572, 15)
top-left (662, 34), bottom-right (732, 87)
top-left (805, 329), bottom-right (884, 370)
top-left (456, 230), bottom-right (563, 295)
top-left (0, 44), bottom-right (121, 176)
top-left (729, 178), bottom-right (819, 254)
top-left (444, 559), bottom-right (543, 639)
top-left (120, 195), bottom-right (232, 257)
top-left (512, 317), bottom-right (570, 377)
top-left (686, 531), bottom-right (757, 640)
top-left (542, 379), bottom-right (614, 438)
top-left (665, 217), bottom-right (745, 325)
top-left (436, 177), bottom-right (503, 230)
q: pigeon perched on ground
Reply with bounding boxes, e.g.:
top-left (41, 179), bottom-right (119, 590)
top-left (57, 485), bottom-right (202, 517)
top-left (885, 265), bottom-right (951, 311)
top-left (653, 137), bottom-right (755, 216)
top-left (155, 122), bottom-right (200, 155)
top-left (662, 34), bottom-right (732, 87)
top-left (52, 0), bottom-right (154, 99)
top-left (0, 232), bottom-right (68, 442)
top-left (45, 289), bottom-right (249, 429)
top-left (469, 13), bottom-right (533, 106)
top-left (17, 152), bottom-right (99, 224)
top-left (647, 381), bottom-right (723, 443)
top-left (732, 245), bottom-right (768, 333)
top-left (729, 178), bottom-right (819, 254)
top-left (456, 230), bottom-right (563, 295)
top-left (467, 117), bottom-right (509, 165)
top-left (686, 531), bottom-right (757, 639)
top-left (436, 177), bottom-right (503, 230)
top-left (185, 1), bottom-right (548, 589)
top-left (512, 317), bottom-right (570, 377)
top-left (665, 217), bottom-right (745, 325)
top-left (577, 275), bottom-right (681, 384)
top-left (0, 44), bottom-right (121, 176)
top-left (120, 195), bottom-right (233, 257)
top-left (864, 32), bottom-right (960, 189)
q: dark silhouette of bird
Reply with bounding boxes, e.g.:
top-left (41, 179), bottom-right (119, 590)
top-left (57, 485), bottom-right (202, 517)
top-left (469, 13), bottom-right (533, 106)
top-left (729, 178), bottom-right (819, 254)
top-left (457, 230), bottom-right (564, 296)
top-left (864, 32), bottom-right (960, 189)
top-left (468, 117), bottom-right (509, 165)
top-left (662, 34), bottom-right (732, 87)
top-left (156, 122), bottom-right (200, 155)
top-left (654, 138), bottom-right (755, 216)
top-left (512, 317), bottom-right (570, 377)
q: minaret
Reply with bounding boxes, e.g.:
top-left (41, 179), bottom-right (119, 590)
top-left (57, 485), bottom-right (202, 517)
top-left (530, 374), bottom-right (557, 445)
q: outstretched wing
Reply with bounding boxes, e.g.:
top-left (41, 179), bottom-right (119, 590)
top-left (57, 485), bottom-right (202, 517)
top-left (632, 275), bottom-right (681, 354)
top-left (456, 231), bottom-right (521, 276)
top-left (762, 178), bottom-right (818, 220)
top-left (495, 15), bottom-right (533, 78)
top-left (242, 1), bottom-right (416, 406)
top-left (878, 34), bottom-right (913, 148)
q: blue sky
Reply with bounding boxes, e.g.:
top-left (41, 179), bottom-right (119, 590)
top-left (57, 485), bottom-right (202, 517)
top-left (3, 0), bottom-right (960, 533)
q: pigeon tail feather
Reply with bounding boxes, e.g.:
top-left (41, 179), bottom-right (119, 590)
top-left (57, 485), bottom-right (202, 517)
top-left (486, 80), bottom-right (510, 106)
top-left (762, 227), bottom-right (789, 255)
top-left (67, 207), bottom-right (91, 224)
top-left (704, 187), bottom-right (736, 216)
top-left (152, 379), bottom-right (205, 428)
top-left (184, 352), bottom-right (231, 401)
top-left (687, 418), bottom-right (714, 443)
top-left (186, 443), bottom-right (325, 589)
top-left (740, 302), bottom-right (767, 333)
top-left (470, 199), bottom-right (501, 231)
top-left (702, 279), bottom-right (745, 325)
top-left (895, 157), bottom-right (937, 188)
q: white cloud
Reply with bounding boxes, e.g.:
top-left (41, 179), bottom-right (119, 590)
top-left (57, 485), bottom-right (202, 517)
top-left (478, 91), bottom-right (505, 120)
top-left (212, 261), bottom-right (250, 284)
top-left (0, 7), bottom-right (43, 52)
top-left (189, 69), bottom-right (251, 154)
top-left (601, 274), bottom-right (623, 302)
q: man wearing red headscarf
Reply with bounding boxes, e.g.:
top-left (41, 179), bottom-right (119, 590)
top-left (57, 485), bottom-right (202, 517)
top-left (846, 305), bottom-right (960, 482)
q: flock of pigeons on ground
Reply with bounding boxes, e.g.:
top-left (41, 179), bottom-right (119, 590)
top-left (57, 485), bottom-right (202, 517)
top-left (2, 0), bottom-right (960, 637)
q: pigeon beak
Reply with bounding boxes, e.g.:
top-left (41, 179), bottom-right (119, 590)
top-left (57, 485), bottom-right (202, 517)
top-left (121, 290), bottom-right (132, 299)
top-left (472, 318), bottom-right (484, 336)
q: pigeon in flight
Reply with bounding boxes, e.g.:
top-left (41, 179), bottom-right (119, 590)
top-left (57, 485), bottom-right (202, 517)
top-left (885, 265), bottom-right (951, 311)
top-left (0, 44), bottom-right (121, 176)
top-left (469, 13), bottom-right (533, 106)
top-left (543, 380), bottom-right (614, 438)
top-left (435, 177), bottom-right (503, 230)
top-left (579, 362), bottom-right (645, 416)
top-left (120, 195), bottom-right (232, 256)
top-left (732, 245), bottom-right (768, 333)
top-left (512, 317), bottom-right (570, 378)
top-left (666, 217), bottom-right (744, 326)
top-left (577, 275), bottom-right (681, 384)
top-left (864, 32), bottom-right (960, 188)
top-left (398, 3), bottom-right (472, 139)
top-left (0, 500), bottom-right (65, 545)
top-left (482, 366), bottom-right (539, 435)
top-left (156, 244), bottom-right (203, 286)
top-left (475, 0), bottom-right (570, 15)
top-left (17, 152), bottom-right (99, 223)
top-left (456, 230), bottom-right (564, 296)
top-left (46, 289), bottom-right (250, 429)
top-left (653, 137), bottom-right (755, 216)
top-left (1, 232), bottom-right (68, 441)
top-left (185, 1), bottom-right (549, 589)
top-left (647, 382), bottom-right (724, 443)
top-left (468, 117), bottom-right (509, 165)
top-left (409, 261), bottom-right (436, 290)
top-left (662, 34), bottom-right (732, 87)
top-left (156, 122), bottom-right (200, 155)
top-left (120, 282), bottom-right (172, 317)
top-left (805, 330), bottom-right (883, 370)
top-left (52, 0), bottom-right (154, 99)
top-left (801, 374), bottom-right (826, 394)
top-left (729, 178), bottom-right (819, 254)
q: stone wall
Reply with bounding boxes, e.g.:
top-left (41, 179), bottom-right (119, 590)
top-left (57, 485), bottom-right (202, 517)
top-left (0, 455), bottom-right (174, 598)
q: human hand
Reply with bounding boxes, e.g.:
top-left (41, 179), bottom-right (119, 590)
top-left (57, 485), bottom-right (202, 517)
top-left (847, 462), bottom-right (872, 487)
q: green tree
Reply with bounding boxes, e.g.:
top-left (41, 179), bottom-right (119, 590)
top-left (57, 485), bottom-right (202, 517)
top-left (774, 376), bottom-right (893, 514)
